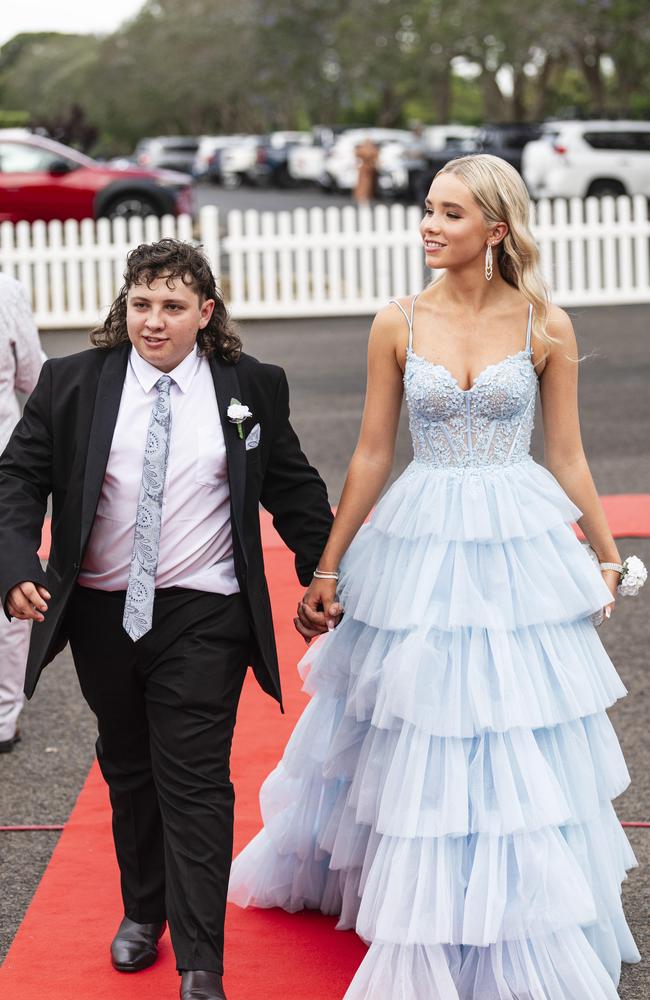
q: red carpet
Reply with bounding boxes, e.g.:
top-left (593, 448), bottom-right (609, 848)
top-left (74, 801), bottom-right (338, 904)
top-left (36, 493), bottom-right (650, 562)
top-left (572, 493), bottom-right (650, 541)
top-left (4, 494), bottom-right (648, 999)
top-left (0, 540), bottom-right (365, 999)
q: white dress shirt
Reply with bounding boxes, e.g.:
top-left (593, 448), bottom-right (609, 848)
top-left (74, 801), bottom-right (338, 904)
top-left (79, 346), bottom-right (239, 595)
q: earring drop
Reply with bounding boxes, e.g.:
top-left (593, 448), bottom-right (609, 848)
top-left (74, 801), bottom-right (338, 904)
top-left (485, 243), bottom-right (493, 281)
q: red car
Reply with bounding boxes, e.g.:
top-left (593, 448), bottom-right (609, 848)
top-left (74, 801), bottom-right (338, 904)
top-left (0, 130), bottom-right (194, 223)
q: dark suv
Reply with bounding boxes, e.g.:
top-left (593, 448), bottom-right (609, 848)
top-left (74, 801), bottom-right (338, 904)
top-left (247, 132), bottom-right (312, 188)
top-left (409, 124), bottom-right (544, 204)
top-left (0, 130), bottom-right (194, 223)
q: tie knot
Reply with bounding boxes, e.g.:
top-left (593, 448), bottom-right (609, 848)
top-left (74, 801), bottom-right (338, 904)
top-left (155, 375), bottom-right (172, 394)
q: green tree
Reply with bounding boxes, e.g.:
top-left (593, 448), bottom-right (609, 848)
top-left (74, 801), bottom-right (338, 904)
top-left (0, 32), bottom-right (102, 146)
top-left (1, 0), bottom-right (649, 151)
top-left (85, 0), bottom-right (262, 151)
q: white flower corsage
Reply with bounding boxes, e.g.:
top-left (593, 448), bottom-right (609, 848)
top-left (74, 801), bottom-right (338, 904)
top-left (617, 555), bottom-right (647, 597)
top-left (227, 398), bottom-right (252, 439)
top-left (583, 544), bottom-right (647, 626)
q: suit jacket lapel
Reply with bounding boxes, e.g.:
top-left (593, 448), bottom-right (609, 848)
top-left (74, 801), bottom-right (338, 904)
top-left (79, 344), bottom-right (130, 556)
top-left (209, 355), bottom-right (247, 563)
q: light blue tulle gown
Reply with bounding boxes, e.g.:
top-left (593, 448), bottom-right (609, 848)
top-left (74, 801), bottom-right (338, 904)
top-left (229, 298), bottom-right (640, 999)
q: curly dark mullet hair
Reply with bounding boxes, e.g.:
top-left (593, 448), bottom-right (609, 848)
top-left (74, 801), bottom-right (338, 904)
top-left (91, 238), bottom-right (241, 363)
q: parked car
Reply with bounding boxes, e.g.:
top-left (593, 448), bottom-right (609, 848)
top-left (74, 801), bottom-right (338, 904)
top-left (247, 131), bottom-right (312, 187)
top-left (287, 126), bottom-right (346, 186)
top-left (287, 140), bottom-right (328, 186)
top-left (323, 128), bottom-right (413, 194)
top-left (522, 120), bottom-right (650, 199)
top-left (192, 135), bottom-right (247, 181)
top-left (421, 124), bottom-right (479, 152)
top-left (0, 129), bottom-right (194, 223)
top-left (409, 123), bottom-right (544, 204)
top-left (375, 139), bottom-right (412, 197)
top-left (402, 125), bottom-right (478, 202)
top-left (218, 136), bottom-right (261, 188)
top-left (475, 124), bottom-right (544, 172)
top-left (133, 136), bottom-right (199, 174)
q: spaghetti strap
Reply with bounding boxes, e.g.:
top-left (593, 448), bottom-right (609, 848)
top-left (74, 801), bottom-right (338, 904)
top-left (408, 295), bottom-right (418, 351)
top-left (525, 303), bottom-right (533, 354)
top-left (388, 295), bottom-right (418, 352)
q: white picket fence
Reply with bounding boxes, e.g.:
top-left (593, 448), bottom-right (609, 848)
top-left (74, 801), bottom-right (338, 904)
top-left (0, 197), bottom-right (649, 329)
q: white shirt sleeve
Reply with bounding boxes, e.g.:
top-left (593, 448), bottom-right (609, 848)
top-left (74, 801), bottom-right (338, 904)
top-left (0, 275), bottom-right (46, 452)
top-left (6, 279), bottom-right (46, 395)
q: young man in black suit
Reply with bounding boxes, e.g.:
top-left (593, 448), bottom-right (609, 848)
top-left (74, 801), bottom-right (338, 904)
top-left (0, 240), bottom-right (335, 1000)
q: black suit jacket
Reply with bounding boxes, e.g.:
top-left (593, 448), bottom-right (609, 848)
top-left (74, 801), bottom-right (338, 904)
top-left (0, 342), bottom-right (333, 706)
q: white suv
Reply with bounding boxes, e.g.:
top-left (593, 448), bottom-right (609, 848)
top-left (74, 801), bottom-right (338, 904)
top-left (522, 120), bottom-right (650, 199)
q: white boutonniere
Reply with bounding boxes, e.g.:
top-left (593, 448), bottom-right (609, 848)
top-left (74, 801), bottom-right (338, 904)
top-left (227, 398), bottom-right (252, 439)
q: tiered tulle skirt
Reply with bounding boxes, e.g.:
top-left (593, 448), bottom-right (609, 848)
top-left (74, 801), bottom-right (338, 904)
top-left (229, 457), bottom-right (640, 998)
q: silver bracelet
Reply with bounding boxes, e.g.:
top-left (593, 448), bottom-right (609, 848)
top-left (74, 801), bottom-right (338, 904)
top-left (599, 561), bottom-right (623, 574)
top-left (313, 569), bottom-right (340, 580)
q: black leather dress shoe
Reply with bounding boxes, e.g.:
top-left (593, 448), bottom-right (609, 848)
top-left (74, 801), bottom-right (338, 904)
top-left (110, 915), bottom-right (166, 972)
top-left (180, 970), bottom-right (227, 999)
top-left (0, 730), bottom-right (21, 753)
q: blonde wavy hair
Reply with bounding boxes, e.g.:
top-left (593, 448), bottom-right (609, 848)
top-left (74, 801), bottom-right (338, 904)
top-left (436, 154), bottom-right (552, 344)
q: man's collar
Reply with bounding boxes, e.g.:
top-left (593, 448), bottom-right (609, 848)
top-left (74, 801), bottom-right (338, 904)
top-left (129, 345), bottom-right (200, 394)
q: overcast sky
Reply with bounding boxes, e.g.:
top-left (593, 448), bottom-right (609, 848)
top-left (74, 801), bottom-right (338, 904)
top-left (0, 0), bottom-right (145, 48)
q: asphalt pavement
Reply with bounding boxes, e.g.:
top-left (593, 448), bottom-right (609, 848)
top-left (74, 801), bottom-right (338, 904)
top-left (192, 179), bottom-right (355, 216)
top-left (1, 304), bottom-right (649, 997)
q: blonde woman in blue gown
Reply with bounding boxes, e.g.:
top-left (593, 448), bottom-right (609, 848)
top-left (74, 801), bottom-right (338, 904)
top-left (229, 154), bottom-right (641, 999)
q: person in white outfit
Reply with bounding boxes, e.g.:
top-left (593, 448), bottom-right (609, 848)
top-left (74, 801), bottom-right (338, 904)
top-left (0, 274), bottom-right (45, 752)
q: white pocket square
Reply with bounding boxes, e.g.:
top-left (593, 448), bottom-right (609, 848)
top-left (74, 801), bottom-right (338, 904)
top-left (245, 423), bottom-right (261, 451)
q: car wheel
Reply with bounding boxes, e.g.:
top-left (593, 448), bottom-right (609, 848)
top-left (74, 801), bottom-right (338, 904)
top-left (222, 172), bottom-right (241, 190)
top-left (586, 179), bottom-right (627, 198)
top-left (276, 165), bottom-right (295, 189)
top-left (102, 194), bottom-right (164, 219)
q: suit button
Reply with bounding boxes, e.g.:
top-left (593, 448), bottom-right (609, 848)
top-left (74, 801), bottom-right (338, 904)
top-left (72, 562), bottom-right (78, 570)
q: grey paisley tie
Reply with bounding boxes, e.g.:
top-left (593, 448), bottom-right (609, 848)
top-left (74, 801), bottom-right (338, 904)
top-left (123, 375), bottom-right (173, 641)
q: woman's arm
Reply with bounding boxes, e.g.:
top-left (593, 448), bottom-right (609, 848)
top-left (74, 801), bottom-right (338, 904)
top-left (539, 306), bottom-right (620, 606)
top-left (297, 306), bottom-right (405, 634)
top-left (258, 368), bottom-right (334, 585)
top-left (318, 307), bottom-right (405, 569)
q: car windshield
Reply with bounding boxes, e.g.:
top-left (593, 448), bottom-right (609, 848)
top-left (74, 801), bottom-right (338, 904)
top-left (162, 141), bottom-right (199, 152)
top-left (23, 135), bottom-right (96, 168)
top-left (480, 127), bottom-right (539, 148)
top-left (0, 142), bottom-right (55, 173)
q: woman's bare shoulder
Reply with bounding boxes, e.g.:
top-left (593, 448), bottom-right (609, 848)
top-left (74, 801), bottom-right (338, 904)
top-left (370, 299), bottom-right (414, 339)
top-left (546, 304), bottom-right (578, 356)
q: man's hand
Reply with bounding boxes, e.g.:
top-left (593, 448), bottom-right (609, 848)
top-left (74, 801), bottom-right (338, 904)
top-left (293, 578), bottom-right (344, 644)
top-left (6, 582), bottom-right (51, 622)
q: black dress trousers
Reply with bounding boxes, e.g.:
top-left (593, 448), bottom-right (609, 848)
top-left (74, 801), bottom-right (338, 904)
top-left (66, 584), bottom-right (251, 974)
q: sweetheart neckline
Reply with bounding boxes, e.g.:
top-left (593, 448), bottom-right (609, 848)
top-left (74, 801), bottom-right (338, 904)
top-left (406, 347), bottom-right (536, 394)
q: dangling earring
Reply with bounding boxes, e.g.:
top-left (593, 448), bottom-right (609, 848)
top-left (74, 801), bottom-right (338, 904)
top-left (485, 242), bottom-right (493, 281)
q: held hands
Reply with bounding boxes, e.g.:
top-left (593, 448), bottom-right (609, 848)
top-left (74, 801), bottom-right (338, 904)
top-left (294, 578), bottom-right (344, 644)
top-left (6, 582), bottom-right (51, 622)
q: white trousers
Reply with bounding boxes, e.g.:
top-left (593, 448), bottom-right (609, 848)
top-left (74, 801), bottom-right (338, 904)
top-left (0, 614), bottom-right (29, 742)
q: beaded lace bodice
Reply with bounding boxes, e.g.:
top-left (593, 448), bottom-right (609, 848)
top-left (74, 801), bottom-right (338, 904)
top-left (395, 298), bottom-right (538, 470)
